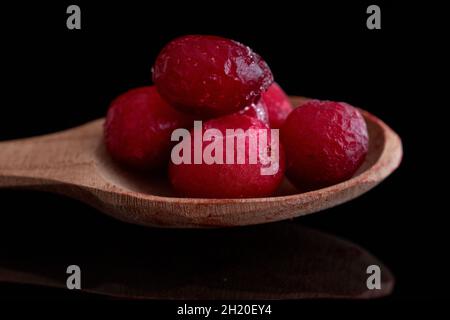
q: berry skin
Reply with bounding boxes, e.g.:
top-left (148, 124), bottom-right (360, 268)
top-left (238, 99), bottom-right (269, 125)
top-left (153, 35), bottom-right (274, 118)
top-left (169, 114), bottom-right (285, 198)
top-left (104, 86), bottom-right (194, 171)
top-left (262, 83), bottom-right (293, 128)
top-left (281, 100), bottom-right (369, 191)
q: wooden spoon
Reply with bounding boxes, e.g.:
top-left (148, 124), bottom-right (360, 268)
top-left (0, 97), bottom-right (402, 228)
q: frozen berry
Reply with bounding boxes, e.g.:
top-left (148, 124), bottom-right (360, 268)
top-left (169, 114), bottom-right (285, 198)
top-left (281, 100), bottom-right (369, 190)
top-left (262, 83), bottom-right (293, 128)
top-left (238, 99), bottom-right (269, 124)
top-left (104, 86), bottom-right (194, 171)
top-left (153, 35), bottom-right (274, 117)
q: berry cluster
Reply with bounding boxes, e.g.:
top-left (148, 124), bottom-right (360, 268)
top-left (104, 35), bottom-right (368, 198)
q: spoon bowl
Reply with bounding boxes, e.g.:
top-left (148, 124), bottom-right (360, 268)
top-left (0, 97), bottom-right (402, 228)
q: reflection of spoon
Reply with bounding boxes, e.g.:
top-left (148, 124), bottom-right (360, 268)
top-left (0, 220), bottom-right (394, 299)
top-left (0, 97), bottom-right (402, 228)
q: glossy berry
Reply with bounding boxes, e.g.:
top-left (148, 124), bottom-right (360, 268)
top-left (153, 35), bottom-right (274, 117)
top-left (238, 99), bottom-right (269, 124)
top-left (281, 100), bottom-right (369, 190)
top-left (104, 86), bottom-right (193, 171)
top-left (262, 83), bottom-right (293, 128)
top-left (169, 114), bottom-right (285, 198)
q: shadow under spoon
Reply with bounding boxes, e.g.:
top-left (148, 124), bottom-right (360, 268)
top-left (0, 221), bottom-right (394, 299)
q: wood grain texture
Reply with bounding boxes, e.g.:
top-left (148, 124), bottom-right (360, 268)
top-left (0, 222), bottom-right (394, 299)
top-left (0, 97), bottom-right (403, 228)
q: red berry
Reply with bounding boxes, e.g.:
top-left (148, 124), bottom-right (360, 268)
top-left (281, 100), bottom-right (369, 190)
top-left (262, 83), bottom-right (293, 128)
top-left (153, 35), bottom-right (274, 117)
top-left (238, 99), bottom-right (269, 124)
top-left (169, 114), bottom-right (285, 198)
top-left (104, 86), bottom-right (193, 171)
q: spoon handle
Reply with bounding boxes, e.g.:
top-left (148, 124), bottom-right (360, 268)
top-left (0, 136), bottom-right (50, 187)
top-left (0, 121), bottom-right (102, 188)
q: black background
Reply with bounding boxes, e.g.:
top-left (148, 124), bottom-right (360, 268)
top-left (0, 0), bottom-right (446, 310)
